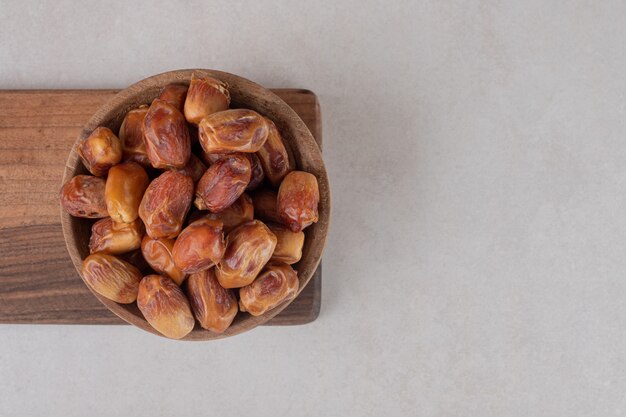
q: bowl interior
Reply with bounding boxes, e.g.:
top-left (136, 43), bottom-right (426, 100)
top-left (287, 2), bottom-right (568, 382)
top-left (61, 69), bottom-right (330, 340)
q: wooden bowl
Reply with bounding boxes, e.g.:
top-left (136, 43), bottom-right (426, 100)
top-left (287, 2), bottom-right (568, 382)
top-left (61, 69), bottom-right (330, 340)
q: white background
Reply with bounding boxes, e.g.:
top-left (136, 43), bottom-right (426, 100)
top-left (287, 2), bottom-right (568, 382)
top-left (2, 1), bottom-right (626, 416)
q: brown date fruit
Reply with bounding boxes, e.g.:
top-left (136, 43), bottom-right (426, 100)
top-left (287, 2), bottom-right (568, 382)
top-left (216, 220), bottom-right (277, 288)
top-left (60, 175), bottom-right (108, 218)
top-left (172, 154), bottom-right (206, 183)
top-left (251, 189), bottom-right (281, 224)
top-left (184, 74), bottom-right (230, 125)
top-left (142, 99), bottom-right (191, 169)
top-left (267, 223), bottom-right (305, 264)
top-left (198, 109), bottom-right (269, 154)
top-left (77, 127), bottom-right (123, 176)
top-left (246, 153), bottom-right (265, 191)
top-left (89, 217), bottom-right (143, 255)
top-left (239, 263), bottom-right (299, 316)
top-left (200, 152), bottom-right (262, 190)
top-left (105, 162), bottom-right (149, 223)
top-left (137, 274), bottom-right (195, 339)
top-left (119, 106), bottom-right (150, 167)
top-left (277, 171), bottom-right (320, 232)
top-left (172, 218), bottom-right (225, 274)
top-left (186, 268), bottom-right (237, 333)
top-left (158, 84), bottom-right (188, 113)
top-left (204, 193), bottom-right (254, 233)
top-left (141, 236), bottom-right (186, 285)
top-left (195, 154), bottom-right (251, 213)
top-left (82, 253), bottom-right (142, 303)
top-left (256, 118), bottom-right (295, 186)
top-left (139, 171), bottom-right (194, 239)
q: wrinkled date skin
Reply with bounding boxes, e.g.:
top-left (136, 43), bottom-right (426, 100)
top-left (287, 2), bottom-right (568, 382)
top-left (267, 223), bottom-right (305, 264)
top-left (246, 153), bottom-right (265, 191)
top-left (60, 175), bottom-right (108, 218)
top-left (82, 253), bottom-right (142, 303)
top-left (186, 268), bottom-right (237, 333)
top-left (204, 193), bottom-right (254, 233)
top-left (89, 217), bottom-right (144, 255)
top-left (251, 189), bottom-right (281, 224)
top-left (78, 127), bottom-right (123, 176)
top-left (239, 263), bottom-right (299, 316)
top-left (184, 74), bottom-right (230, 125)
top-left (142, 99), bottom-right (191, 169)
top-left (119, 106), bottom-right (150, 166)
top-left (141, 236), bottom-right (186, 285)
top-left (139, 171), bottom-right (194, 239)
top-left (172, 218), bottom-right (225, 274)
top-left (158, 84), bottom-right (188, 113)
top-left (105, 162), bottom-right (149, 223)
top-left (277, 171), bottom-right (320, 232)
top-left (200, 152), bottom-right (263, 190)
top-left (195, 154), bottom-right (251, 213)
top-left (173, 154), bottom-right (206, 183)
top-left (137, 274), bottom-right (195, 339)
top-left (198, 109), bottom-right (269, 154)
top-left (216, 220), bottom-right (277, 289)
top-left (256, 118), bottom-right (295, 186)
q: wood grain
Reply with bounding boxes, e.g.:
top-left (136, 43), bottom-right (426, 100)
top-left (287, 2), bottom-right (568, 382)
top-left (0, 87), bottom-right (322, 327)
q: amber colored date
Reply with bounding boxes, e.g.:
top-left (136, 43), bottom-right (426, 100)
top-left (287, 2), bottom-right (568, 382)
top-left (186, 268), bottom-right (237, 333)
top-left (78, 127), bottom-right (123, 176)
top-left (216, 220), bottom-right (277, 288)
top-left (251, 189), bottom-right (281, 224)
top-left (267, 223), bottom-right (305, 264)
top-left (277, 171), bottom-right (320, 232)
top-left (195, 154), bottom-right (251, 213)
top-left (119, 106), bottom-right (150, 167)
top-left (200, 152), bottom-right (263, 190)
top-left (141, 236), bottom-right (186, 285)
top-left (173, 154), bottom-right (207, 183)
top-left (239, 263), bottom-right (299, 316)
top-left (82, 253), bottom-right (142, 303)
top-left (172, 218), bottom-right (225, 274)
top-left (139, 171), bottom-right (193, 239)
top-left (184, 74), bottom-right (230, 125)
top-left (256, 118), bottom-right (295, 186)
top-left (105, 162), bottom-right (149, 223)
top-left (246, 153), bottom-right (265, 191)
top-left (198, 109), bottom-right (269, 154)
top-left (158, 84), bottom-right (188, 112)
top-left (89, 217), bottom-right (143, 255)
top-left (137, 274), bottom-right (195, 339)
top-left (60, 175), bottom-right (108, 218)
top-left (143, 99), bottom-right (191, 169)
top-left (204, 193), bottom-right (254, 233)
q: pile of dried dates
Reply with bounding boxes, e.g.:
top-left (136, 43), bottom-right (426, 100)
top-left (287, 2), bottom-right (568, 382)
top-left (61, 74), bottom-right (320, 339)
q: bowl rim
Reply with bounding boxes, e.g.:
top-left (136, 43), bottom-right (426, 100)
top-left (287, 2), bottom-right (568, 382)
top-left (60, 68), bottom-right (331, 340)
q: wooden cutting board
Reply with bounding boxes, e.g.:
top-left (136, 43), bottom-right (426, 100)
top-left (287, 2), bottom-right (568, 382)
top-left (0, 89), bottom-right (322, 326)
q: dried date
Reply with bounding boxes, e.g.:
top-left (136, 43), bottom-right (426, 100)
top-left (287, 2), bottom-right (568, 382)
top-left (139, 171), bottom-right (194, 239)
top-left (60, 175), bottom-right (108, 218)
top-left (239, 263), bottom-right (299, 316)
top-left (216, 220), bottom-right (277, 288)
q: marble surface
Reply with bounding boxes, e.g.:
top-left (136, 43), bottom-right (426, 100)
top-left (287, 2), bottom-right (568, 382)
top-left (2, 1), bottom-right (626, 416)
